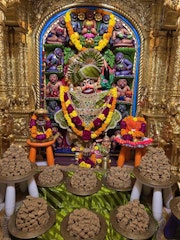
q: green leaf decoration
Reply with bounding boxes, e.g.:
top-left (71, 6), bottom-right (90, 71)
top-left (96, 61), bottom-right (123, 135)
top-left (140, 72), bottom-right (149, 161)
top-left (54, 109), bottom-right (68, 129)
top-left (106, 109), bottom-right (122, 131)
top-left (63, 47), bottom-right (75, 65)
top-left (104, 49), bottom-right (115, 68)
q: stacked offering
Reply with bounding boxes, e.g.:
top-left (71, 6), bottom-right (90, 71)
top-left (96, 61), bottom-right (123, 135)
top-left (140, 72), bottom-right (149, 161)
top-left (106, 167), bottom-right (131, 189)
top-left (70, 169), bottom-right (98, 191)
top-left (0, 144), bottom-right (32, 177)
top-left (115, 200), bottom-right (149, 233)
top-left (66, 208), bottom-right (101, 239)
top-left (138, 147), bottom-right (171, 182)
top-left (15, 196), bottom-right (50, 232)
top-left (38, 164), bottom-right (64, 186)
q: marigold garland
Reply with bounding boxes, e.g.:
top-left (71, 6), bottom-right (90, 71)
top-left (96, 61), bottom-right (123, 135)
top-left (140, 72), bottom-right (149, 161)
top-left (29, 114), bottom-right (53, 140)
top-left (64, 10), bottom-right (115, 52)
top-left (60, 86), bottom-right (117, 141)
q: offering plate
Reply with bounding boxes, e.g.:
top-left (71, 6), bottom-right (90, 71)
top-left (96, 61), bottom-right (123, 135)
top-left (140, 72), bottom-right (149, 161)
top-left (110, 207), bottom-right (157, 240)
top-left (60, 211), bottom-right (107, 240)
top-left (65, 177), bottom-right (101, 196)
top-left (101, 174), bottom-right (133, 192)
top-left (36, 170), bottom-right (66, 188)
top-left (0, 163), bottom-right (37, 184)
top-left (133, 167), bottom-right (178, 188)
top-left (8, 206), bottom-right (56, 239)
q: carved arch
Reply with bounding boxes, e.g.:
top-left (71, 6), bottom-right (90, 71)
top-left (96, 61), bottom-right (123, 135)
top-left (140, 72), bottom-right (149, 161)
top-left (33, 4), bottom-right (145, 116)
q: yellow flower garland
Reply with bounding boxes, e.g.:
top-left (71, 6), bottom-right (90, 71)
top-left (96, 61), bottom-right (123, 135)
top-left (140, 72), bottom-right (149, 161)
top-left (64, 9), bottom-right (116, 52)
top-left (60, 86), bottom-right (117, 140)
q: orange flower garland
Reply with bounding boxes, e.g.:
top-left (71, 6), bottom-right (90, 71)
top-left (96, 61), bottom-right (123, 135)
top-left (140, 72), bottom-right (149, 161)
top-left (30, 114), bottom-right (52, 140)
top-left (120, 116), bottom-right (147, 140)
top-left (60, 86), bottom-right (117, 141)
top-left (114, 116), bottom-right (153, 148)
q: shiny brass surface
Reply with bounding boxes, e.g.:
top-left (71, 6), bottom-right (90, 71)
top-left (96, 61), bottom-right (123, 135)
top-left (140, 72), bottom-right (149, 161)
top-left (110, 207), bottom-right (157, 240)
top-left (60, 211), bottom-right (107, 240)
top-left (8, 205), bottom-right (56, 239)
top-left (0, 0), bottom-right (179, 170)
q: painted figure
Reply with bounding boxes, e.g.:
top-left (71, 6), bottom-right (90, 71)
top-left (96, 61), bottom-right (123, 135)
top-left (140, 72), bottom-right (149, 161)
top-left (112, 20), bottom-right (134, 47)
top-left (115, 52), bottom-right (133, 76)
top-left (116, 78), bottom-right (132, 102)
top-left (46, 16), bottom-right (67, 44)
top-left (99, 14), bottom-right (110, 35)
top-left (46, 73), bottom-right (62, 97)
top-left (45, 48), bottom-right (64, 73)
top-left (70, 12), bottom-right (81, 33)
top-left (81, 10), bottom-right (98, 38)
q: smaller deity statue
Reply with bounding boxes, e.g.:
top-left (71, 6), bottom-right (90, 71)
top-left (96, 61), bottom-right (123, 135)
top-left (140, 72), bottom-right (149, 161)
top-left (81, 10), bottom-right (98, 39)
top-left (45, 48), bottom-right (64, 73)
top-left (112, 20), bottom-right (134, 47)
top-left (96, 134), bottom-right (111, 169)
top-left (70, 12), bottom-right (81, 33)
top-left (99, 14), bottom-right (110, 35)
top-left (46, 16), bottom-right (67, 44)
top-left (116, 78), bottom-right (132, 101)
top-left (29, 108), bottom-right (53, 142)
top-left (114, 52), bottom-right (133, 76)
top-left (46, 73), bottom-right (62, 97)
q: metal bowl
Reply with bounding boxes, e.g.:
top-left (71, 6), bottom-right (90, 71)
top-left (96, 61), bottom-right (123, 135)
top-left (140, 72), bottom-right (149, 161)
top-left (60, 210), bottom-right (107, 240)
top-left (8, 205), bottom-right (56, 239)
top-left (110, 207), bottom-right (157, 240)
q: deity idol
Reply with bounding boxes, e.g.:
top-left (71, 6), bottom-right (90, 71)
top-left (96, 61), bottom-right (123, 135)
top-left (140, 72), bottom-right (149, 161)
top-left (55, 49), bottom-right (121, 167)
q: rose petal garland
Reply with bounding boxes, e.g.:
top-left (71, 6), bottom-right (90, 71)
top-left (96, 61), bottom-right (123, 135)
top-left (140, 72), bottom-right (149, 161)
top-left (60, 86), bottom-right (117, 141)
top-left (64, 10), bottom-right (115, 52)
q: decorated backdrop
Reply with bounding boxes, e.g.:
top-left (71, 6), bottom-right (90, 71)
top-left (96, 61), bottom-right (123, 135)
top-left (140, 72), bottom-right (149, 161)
top-left (39, 7), bottom-right (141, 154)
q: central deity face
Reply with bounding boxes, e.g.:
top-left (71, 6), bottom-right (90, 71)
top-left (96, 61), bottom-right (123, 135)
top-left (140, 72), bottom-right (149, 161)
top-left (80, 79), bottom-right (95, 94)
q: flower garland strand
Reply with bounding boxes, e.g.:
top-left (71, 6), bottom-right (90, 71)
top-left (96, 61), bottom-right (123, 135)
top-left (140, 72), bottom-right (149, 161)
top-left (65, 10), bottom-right (115, 52)
top-left (60, 86), bottom-right (117, 141)
top-left (120, 116), bottom-right (147, 141)
top-left (30, 114), bottom-right (52, 140)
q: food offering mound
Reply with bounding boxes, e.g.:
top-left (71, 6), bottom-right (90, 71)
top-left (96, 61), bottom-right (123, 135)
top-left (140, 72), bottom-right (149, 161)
top-left (8, 196), bottom-right (56, 239)
top-left (67, 208), bottom-right (100, 239)
top-left (0, 144), bottom-right (32, 177)
top-left (110, 199), bottom-right (157, 239)
top-left (15, 196), bottom-right (50, 232)
top-left (115, 200), bottom-right (149, 233)
top-left (37, 164), bottom-right (64, 187)
top-left (106, 166), bottom-right (132, 189)
top-left (70, 169), bottom-right (98, 191)
top-left (138, 147), bottom-right (171, 182)
top-left (60, 208), bottom-right (108, 240)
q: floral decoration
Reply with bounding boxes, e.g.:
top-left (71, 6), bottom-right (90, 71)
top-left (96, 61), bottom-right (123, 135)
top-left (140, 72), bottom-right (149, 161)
top-left (120, 116), bottom-right (147, 141)
top-left (60, 86), bottom-right (117, 141)
top-left (64, 9), bottom-right (116, 51)
top-left (29, 114), bottom-right (52, 140)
